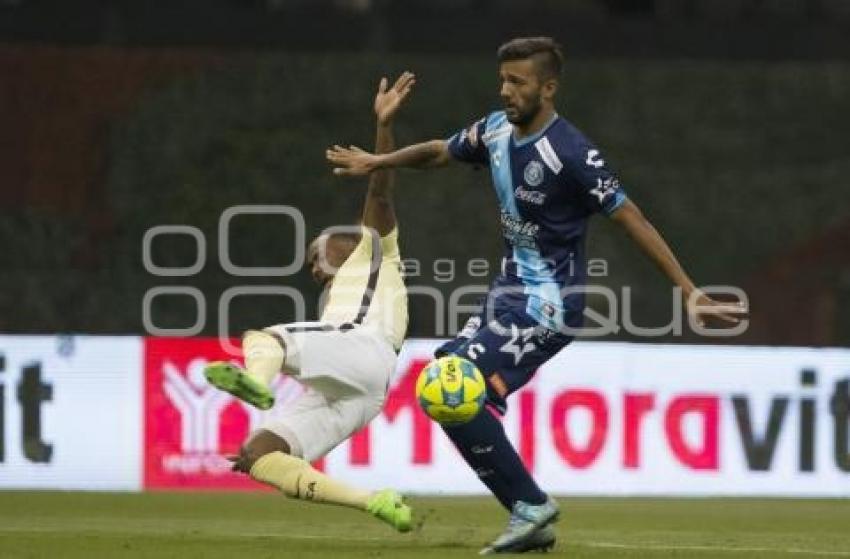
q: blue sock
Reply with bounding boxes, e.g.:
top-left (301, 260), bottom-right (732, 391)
top-left (442, 408), bottom-right (547, 510)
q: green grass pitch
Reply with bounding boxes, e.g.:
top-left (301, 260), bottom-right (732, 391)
top-left (0, 492), bottom-right (848, 558)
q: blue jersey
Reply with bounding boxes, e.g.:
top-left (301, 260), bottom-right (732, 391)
top-left (447, 111), bottom-right (627, 332)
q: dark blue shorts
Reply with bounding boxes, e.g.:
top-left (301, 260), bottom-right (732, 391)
top-left (435, 303), bottom-right (573, 414)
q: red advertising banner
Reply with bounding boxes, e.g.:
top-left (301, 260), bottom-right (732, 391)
top-left (144, 337), bottom-right (313, 490)
top-left (143, 337), bottom-right (850, 496)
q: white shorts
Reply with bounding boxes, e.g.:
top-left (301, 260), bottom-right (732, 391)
top-left (259, 321), bottom-right (397, 462)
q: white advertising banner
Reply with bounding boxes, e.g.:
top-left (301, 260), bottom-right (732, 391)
top-left (324, 340), bottom-right (850, 496)
top-left (0, 336), bottom-right (143, 490)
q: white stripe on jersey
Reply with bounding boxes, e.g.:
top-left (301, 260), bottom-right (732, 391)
top-left (534, 136), bottom-right (563, 174)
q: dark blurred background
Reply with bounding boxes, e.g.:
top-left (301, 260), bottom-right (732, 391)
top-left (1, 0), bottom-right (848, 345)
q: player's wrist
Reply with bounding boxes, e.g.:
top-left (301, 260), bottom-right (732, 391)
top-left (371, 153), bottom-right (389, 170)
top-left (680, 284), bottom-right (699, 301)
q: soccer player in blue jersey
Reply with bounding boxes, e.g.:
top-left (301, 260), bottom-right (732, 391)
top-left (327, 37), bottom-right (746, 554)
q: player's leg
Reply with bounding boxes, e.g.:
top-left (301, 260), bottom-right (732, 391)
top-left (432, 310), bottom-right (522, 509)
top-left (440, 400), bottom-right (561, 552)
top-left (205, 321), bottom-right (371, 410)
top-left (442, 407), bottom-right (546, 507)
top-left (232, 427), bottom-right (374, 510)
top-left (277, 325), bottom-right (395, 397)
top-left (236, 327), bottom-right (410, 531)
top-left (245, 391), bottom-right (411, 532)
top-left (203, 328), bottom-right (285, 410)
top-left (437, 311), bottom-right (568, 553)
top-left (436, 314), bottom-right (551, 510)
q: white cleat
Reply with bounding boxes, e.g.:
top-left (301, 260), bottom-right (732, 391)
top-left (480, 497), bottom-right (559, 555)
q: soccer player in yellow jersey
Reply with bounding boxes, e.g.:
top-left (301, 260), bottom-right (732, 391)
top-left (203, 72), bottom-right (414, 532)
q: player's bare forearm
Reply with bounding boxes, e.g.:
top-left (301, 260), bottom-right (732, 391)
top-left (328, 139), bottom-right (448, 176)
top-left (380, 139), bottom-right (451, 169)
top-left (361, 121), bottom-right (397, 236)
top-left (611, 198), bottom-right (748, 326)
top-left (610, 199), bottom-right (696, 298)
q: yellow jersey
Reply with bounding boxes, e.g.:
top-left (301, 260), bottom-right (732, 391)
top-left (320, 226), bottom-right (408, 351)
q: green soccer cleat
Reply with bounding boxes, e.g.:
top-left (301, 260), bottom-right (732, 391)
top-left (366, 489), bottom-right (412, 533)
top-left (204, 361), bottom-right (275, 410)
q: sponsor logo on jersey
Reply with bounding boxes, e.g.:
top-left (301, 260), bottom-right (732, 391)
top-left (523, 160), bottom-right (545, 187)
top-left (500, 212), bottom-right (539, 249)
top-left (589, 176), bottom-right (620, 203)
top-left (515, 184), bottom-right (546, 206)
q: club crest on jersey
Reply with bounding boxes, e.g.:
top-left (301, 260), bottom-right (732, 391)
top-left (523, 160), bottom-right (544, 187)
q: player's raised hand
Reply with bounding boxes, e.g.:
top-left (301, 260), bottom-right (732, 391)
top-left (326, 144), bottom-right (380, 176)
top-left (686, 289), bottom-right (748, 328)
top-left (375, 71), bottom-right (415, 125)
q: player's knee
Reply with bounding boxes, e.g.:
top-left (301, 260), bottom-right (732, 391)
top-left (239, 430), bottom-right (292, 472)
top-left (243, 330), bottom-right (285, 355)
top-left (236, 445), bottom-right (264, 472)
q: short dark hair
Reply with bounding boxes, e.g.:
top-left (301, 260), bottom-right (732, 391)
top-left (497, 36), bottom-right (564, 81)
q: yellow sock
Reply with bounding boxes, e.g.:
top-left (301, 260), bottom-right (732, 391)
top-left (243, 330), bottom-right (284, 386)
top-left (250, 451), bottom-right (370, 510)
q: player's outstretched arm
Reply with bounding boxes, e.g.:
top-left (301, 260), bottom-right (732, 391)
top-left (327, 137), bottom-right (450, 176)
top-left (610, 198), bottom-right (748, 327)
top-left (359, 72), bottom-right (415, 235)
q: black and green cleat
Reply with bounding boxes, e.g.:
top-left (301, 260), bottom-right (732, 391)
top-left (203, 361), bottom-right (275, 410)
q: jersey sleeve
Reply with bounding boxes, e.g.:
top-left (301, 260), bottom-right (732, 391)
top-left (446, 116), bottom-right (489, 166)
top-left (565, 140), bottom-right (627, 216)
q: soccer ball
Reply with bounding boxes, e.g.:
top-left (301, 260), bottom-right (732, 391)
top-left (415, 355), bottom-right (486, 425)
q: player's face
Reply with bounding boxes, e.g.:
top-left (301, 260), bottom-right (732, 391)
top-left (499, 59), bottom-right (545, 125)
top-left (307, 235), bottom-right (355, 286)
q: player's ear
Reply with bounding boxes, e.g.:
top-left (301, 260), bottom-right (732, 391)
top-left (541, 77), bottom-right (558, 101)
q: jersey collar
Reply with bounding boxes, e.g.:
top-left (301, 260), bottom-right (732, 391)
top-left (512, 112), bottom-right (559, 148)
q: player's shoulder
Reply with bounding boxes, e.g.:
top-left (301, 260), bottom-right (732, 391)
top-left (542, 116), bottom-right (601, 169)
top-left (379, 227), bottom-right (402, 260)
top-left (546, 116), bottom-right (594, 154)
